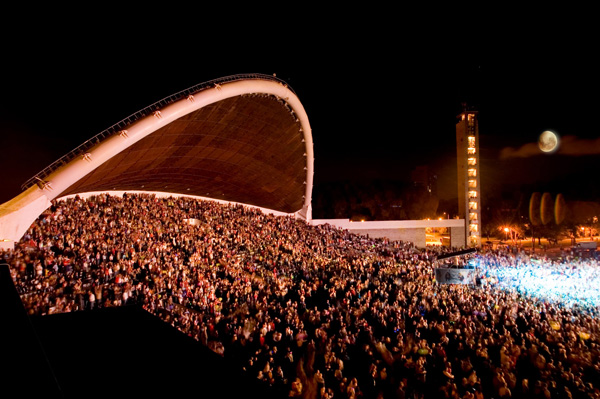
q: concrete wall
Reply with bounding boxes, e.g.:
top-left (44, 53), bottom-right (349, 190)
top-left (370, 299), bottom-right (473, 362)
top-left (312, 218), bottom-right (466, 248)
top-left (450, 225), bottom-right (466, 248)
top-left (347, 227), bottom-right (427, 247)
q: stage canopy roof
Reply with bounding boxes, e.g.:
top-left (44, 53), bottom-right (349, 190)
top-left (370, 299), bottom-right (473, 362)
top-left (1, 74), bottom-right (314, 244)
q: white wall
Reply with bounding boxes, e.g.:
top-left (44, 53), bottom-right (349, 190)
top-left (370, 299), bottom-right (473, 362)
top-left (311, 218), bottom-right (466, 248)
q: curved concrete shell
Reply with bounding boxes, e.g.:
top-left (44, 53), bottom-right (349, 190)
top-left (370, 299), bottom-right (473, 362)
top-left (0, 74), bottom-right (314, 247)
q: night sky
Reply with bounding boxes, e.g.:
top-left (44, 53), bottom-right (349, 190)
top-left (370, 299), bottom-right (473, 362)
top-left (2, 14), bottom-right (599, 207)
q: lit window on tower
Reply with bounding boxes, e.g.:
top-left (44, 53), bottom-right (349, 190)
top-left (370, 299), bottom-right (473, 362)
top-left (458, 105), bottom-right (482, 248)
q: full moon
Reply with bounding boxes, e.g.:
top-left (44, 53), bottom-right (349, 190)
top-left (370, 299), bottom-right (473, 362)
top-left (538, 130), bottom-right (559, 153)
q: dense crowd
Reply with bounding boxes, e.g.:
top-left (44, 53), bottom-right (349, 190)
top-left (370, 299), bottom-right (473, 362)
top-left (3, 193), bottom-right (600, 399)
top-left (474, 251), bottom-right (600, 314)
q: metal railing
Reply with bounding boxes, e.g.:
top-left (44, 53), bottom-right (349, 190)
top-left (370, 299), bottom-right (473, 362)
top-left (21, 73), bottom-right (293, 191)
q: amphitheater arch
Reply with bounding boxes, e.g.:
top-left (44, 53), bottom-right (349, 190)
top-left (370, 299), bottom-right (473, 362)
top-left (0, 74), bottom-right (314, 247)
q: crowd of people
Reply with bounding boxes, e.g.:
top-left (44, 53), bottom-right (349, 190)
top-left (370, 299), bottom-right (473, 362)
top-left (474, 251), bottom-right (600, 314)
top-left (3, 193), bottom-right (600, 399)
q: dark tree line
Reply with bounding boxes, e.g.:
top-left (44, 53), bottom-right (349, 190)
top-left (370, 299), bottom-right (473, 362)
top-left (311, 179), bottom-right (440, 221)
top-left (480, 186), bottom-right (600, 245)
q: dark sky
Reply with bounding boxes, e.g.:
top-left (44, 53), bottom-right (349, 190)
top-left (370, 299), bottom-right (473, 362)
top-left (1, 14), bottom-right (599, 206)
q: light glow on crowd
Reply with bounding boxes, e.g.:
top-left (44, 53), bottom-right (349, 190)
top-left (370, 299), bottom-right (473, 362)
top-left (473, 255), bottom-right (600, 312)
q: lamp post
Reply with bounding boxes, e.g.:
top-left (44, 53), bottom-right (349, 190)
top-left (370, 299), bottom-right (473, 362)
top-left (504, 227), bottom-right (510, 242)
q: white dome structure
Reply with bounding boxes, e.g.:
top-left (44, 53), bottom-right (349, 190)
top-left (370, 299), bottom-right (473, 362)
top-left (0, 74), bottom-right (314, 248)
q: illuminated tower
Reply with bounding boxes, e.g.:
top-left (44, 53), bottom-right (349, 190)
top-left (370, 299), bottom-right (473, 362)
top-left (456, 103), bottom-right (481, 247)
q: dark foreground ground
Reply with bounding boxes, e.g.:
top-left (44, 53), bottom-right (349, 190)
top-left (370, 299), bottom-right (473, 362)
top-left (1, 263), bottom-right (279, 399)
top-left (7, 304), bottom-right (280, 399)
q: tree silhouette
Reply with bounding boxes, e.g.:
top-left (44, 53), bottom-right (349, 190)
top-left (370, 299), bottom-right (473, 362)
top-left (311, 179), bottom-right (438, 221)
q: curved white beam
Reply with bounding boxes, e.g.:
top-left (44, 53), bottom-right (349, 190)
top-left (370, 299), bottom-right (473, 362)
top-left (0, 79), bottom-right (314, 247)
